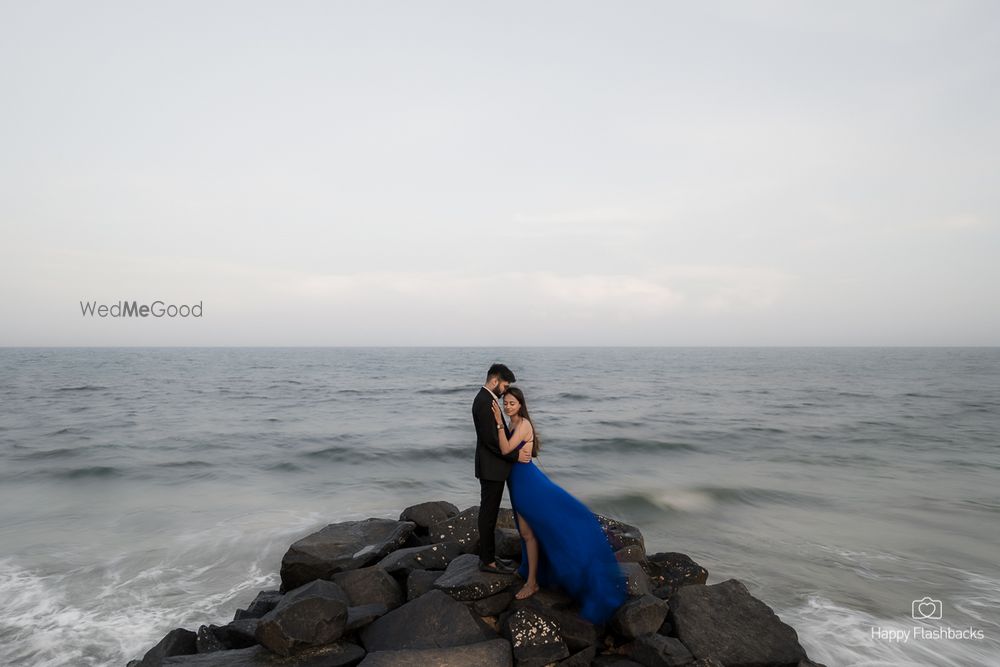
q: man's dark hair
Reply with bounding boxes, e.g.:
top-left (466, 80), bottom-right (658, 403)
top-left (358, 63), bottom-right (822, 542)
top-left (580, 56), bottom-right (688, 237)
top-left (487, 363), bottom-right (516, 384)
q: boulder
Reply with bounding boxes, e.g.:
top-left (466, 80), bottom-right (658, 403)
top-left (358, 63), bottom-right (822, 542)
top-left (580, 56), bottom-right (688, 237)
top-left (280, 518), bottom-right (415, 591)
top-left (161, 642), bottom-right (365, 665)
top-left (669, 579), bottom-right (808, 666)
top-left (611, 595), bottom-right (669, 640)
top-left (358, 638), bottom-right (512, 666)
top-left (194, 625), bottom-right (225, 653)
top-left (399, 501), bottom-right (460, 533)
top-left (405, 569), bottom-right (443, 600)
top-left (332, 565), bottom-right (404, 610)
top-left (254, 580), bottom-right (349, 656)
top-left (135, 628), bottom-right (197, 666)
top-left (360, 589), bottom-right (497, 652)
top-left (597, 515), bottom-right (645, 552)
top-left (375, 542), bottom-right (463, 574)
top-left (433, 553), bottom-right (520, 601)
top-left (233, 590), bottom-right (282, 620)
top-left (345, 603), bottom-right (389, 632)
top-left (620, 562), bottom-right (653, 597)
top-left (630, 633), bottom-right (694, 666)
top-left (500, 607), bottom-right (570, 667)
top-left (642, 553), bottom-right (708, 600)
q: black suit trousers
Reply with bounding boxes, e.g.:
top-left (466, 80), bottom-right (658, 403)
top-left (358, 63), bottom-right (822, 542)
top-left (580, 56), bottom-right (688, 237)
top-left (478, 477), bottom-right (513, 565)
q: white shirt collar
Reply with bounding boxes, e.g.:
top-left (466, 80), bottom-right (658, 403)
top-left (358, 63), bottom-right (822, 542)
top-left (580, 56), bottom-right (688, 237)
top-left (483, 385), bottom-right (499, 402)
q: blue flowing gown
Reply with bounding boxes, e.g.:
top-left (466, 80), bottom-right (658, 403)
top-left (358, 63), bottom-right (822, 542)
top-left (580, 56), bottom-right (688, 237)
top-left (507, 436), bottom-right (627, 625)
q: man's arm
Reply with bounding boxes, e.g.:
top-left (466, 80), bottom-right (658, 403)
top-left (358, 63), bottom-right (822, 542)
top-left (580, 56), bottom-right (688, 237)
top-left (474, 397), bottom-right (519, 462)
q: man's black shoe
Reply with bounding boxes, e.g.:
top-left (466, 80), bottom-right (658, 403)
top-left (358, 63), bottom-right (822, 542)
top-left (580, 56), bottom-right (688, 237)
top-left (478, 559), bottom-right (515, 574)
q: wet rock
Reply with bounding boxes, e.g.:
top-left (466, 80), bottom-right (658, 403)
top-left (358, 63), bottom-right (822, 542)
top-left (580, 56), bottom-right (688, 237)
top-left (360, 589), bottom-right (497, 652)
top-left (280, 518), bottom-right (416, 591)
top-left (358, 638), bottom-right (512, 666)
top-left (161, 642), bottom-right (365, 665)
top-left (375, 541), bottom-right (463, 574)
top-left (433, 553), bottom-right (520, 601)
top-left (597, 515), bottom-right (645, 552)
top-left (615, 545), bottom-right (647, 563)
top-left (254, 580), bottom-right (349, 656)
top-left (233, 590), bottom-right (282, 621)
top-left (194, 625), bottom-right (225, 653)
top-left (345, 603), bottom-right (389, 632)
top-left (399, 501), bottom-right (460, 533)
top-left (620, 562), bottom-right (653, 597)
top-left (470, 589), bottom-right (514, 617)
top-left (642, 553), bottom-right (708, 600)
top-left (611, 595), bottom-right (669, 640)
top-left (405, 569), bottom-right (443, 600)
top-left (135, 628), bottom-right (197, 666)
top-left (669, 579), bottom-right (808, 666)
top-left (332, 565), bottom-right (404, 610)
top-left (500, 607), bottom-right (570, 667)
top-left (630, 633), bottom-right (694, 666)
top-left (560, 645), bottom-right (598, 666)
top-left (213, 619), bottom-right (259, 650)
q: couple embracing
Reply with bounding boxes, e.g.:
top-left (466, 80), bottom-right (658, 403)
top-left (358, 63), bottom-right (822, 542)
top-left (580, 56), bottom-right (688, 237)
top-left (473, 363), bottom-right (627, 625)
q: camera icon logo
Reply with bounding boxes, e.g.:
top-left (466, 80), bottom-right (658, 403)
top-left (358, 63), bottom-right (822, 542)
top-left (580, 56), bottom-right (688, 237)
top-left (911, 597), bottom-right (943, 620)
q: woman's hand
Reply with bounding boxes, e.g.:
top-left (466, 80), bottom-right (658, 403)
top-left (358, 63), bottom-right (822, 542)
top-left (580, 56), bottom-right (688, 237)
top-left (491, 401), bottom-right (503, 425)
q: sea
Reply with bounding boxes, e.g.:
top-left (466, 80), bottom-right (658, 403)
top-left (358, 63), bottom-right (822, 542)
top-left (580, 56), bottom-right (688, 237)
top-left (0, 347), bottom-right (997, 666)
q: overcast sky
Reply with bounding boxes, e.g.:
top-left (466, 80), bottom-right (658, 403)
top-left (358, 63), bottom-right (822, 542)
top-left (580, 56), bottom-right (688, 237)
top-left (1, 1), bottom-right (997, 346)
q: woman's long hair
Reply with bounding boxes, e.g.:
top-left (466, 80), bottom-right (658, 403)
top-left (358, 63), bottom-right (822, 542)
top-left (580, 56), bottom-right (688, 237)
top-left (504, 386), bottom-right (540, 457)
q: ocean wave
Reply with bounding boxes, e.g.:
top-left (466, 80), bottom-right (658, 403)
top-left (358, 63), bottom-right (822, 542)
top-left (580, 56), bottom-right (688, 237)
top-left (54, 385), bottom-right (108, 392)
top-left (574, 438), bottom-right (700, 454)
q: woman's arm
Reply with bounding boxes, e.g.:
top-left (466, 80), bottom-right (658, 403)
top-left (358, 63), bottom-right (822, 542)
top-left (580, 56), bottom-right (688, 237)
top-left (492, 403), bottom-right (532, 455)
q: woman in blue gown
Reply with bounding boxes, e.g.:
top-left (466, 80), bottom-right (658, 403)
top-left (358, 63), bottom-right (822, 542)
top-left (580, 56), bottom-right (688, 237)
top-left (491, 387), bottom-right (627, 625)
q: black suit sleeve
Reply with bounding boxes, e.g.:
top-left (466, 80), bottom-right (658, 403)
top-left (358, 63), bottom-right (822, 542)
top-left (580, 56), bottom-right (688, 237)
top-left (475, 396), bottom-right (520, 462)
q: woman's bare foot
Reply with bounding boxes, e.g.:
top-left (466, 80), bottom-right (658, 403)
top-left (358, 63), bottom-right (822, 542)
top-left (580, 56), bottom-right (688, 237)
top-left (515, 582), bottom-right (539, 600)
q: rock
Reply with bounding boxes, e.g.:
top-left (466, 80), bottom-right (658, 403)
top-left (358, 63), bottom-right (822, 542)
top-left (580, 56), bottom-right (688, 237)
top-left (345, 603), bottom-right (389, 632)
top-left (495, 528), bottom-right (523, 559)
top-left (500, 607), bottom-right (570, 667)
top-left (470, 590), bottom-right (514, 617)
top-left (332, 565), bottom-right (404, 610)
top-left (161, 642), bottom-right (365, 665)
top-left (280, 518), bottom-right (416, 591)
top-left (358, 638), bottom-right (513, 666)
top-left (597, 515), bottom-right (645, 552)
top-left (213, 619), bottom-right (259, 650)
top-left (375, 541), bottom-right (464, 574)
top-left (194, 625), bottom-right (225, 653)
top-left (611, 595), bottom-right (669, 640)
top-left (360, 589), bottom-right (497, 652)
top-left (560, 645), bottom-right (598, 666)
top-left (669, 579), bottom-right (808, 666)
top-left (136, 627), bottom-right (197, 666)
top-left (642, 553), bottom-right (708, 600)
top-left (630, 633), bottom-right (694, 666)
top-left (615, 545), bottom-right (647, 563)
top-left (688, 659), bottom-right (725, 667)
top-left (405, 569), bottom-right (443, 600)
top-left (592, 655), bottom-right (644, 666)
top-left (399, 501), bottom-right (460, 533)
top-left (254, 580), bottom-right (349, 656)
top-left (620, 562), bottom-right (653, 597)
top-left (427, 507), bottom-right (481, 553)
top-left (233, 590), bottom-right (282, 621)
top-left (433, 553), bottom-right (520, 601)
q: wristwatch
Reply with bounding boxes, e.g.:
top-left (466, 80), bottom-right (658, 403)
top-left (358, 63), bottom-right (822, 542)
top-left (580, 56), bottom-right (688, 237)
top-left (496, 424), bottom-right (504, 430)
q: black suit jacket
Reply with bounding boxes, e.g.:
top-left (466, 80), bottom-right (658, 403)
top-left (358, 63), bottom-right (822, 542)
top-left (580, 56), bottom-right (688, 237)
top-left (473, 387), bottom-right (519, 481)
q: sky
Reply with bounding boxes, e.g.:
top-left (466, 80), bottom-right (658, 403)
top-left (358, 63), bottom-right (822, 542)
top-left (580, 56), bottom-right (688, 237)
top-left (1, 1), bottom-right (998, 346)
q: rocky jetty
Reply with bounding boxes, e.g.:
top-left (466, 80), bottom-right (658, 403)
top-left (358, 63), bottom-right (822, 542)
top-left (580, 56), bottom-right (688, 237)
top-left (127, 500), bottom-right (826, 667)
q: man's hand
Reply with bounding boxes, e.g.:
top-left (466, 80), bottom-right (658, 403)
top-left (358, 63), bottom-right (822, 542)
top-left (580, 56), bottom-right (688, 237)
top-left (518, 443), bottom-right (532, 463)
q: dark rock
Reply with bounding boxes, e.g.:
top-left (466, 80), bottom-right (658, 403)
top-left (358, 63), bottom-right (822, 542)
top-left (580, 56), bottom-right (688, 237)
top-left (280, 518), bottom-right (416, 591)
top-left (592, 655), bottom-right (644, 666)
top-left (597, 515), bottom-right (645, 552)
top-left (195, 625), bottom-right (225, 653)
top-left (500, 607), bottom-right (570, 667)
top-left (620, 562), bottom-right (653, 597)
top-left (560, 645), bottom-right (598, 666)
top-left (399, 501), bottom-right (460, 533)
top-left (358, 638), bottom-right (513, 666)
top-left (615, 545), bottom-right (647, 563)
top-left (233, 590), bottom-right (282, 621)
top-left (405, 569), bottom-right (443, 600)
top-left (642, 553), bottom-right (708, 600)
top-left (161, 642), bottom-right (365, 665)
top-left (136, 627), bottom-right (197, 666)
top-left (611, 595), bottom-right (669, 640)
top-left (345, 603), bottom-right (389, 632)
top-left (688, 659), bottom-right (725, 667)
top-left (213, 619), bottom-right (259, 649)
top-left (254, 580), bottom-right (349, 656)
top-left (470, 589), bottom-right (514, 617)
top-left (669, 578), bottom-right (808, 666)
top-left (332, 565), bottom-right (404, 610)
top-left (375, 541), bottom-right (463, 574)
top-left (495, 527), bottom-right (523, 559)
top-left (630, 633), bottom-right (694, 666)
top-left (433, 553), bottom-right (520, 601)
top-left (427, 507), bottom-right (481, 553)
top-left (360, 589), bottom-right (497, 652)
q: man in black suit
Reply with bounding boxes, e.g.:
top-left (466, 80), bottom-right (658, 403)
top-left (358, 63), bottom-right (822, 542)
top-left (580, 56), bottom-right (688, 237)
top-left (474, 363), bottom-right (532, 573)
